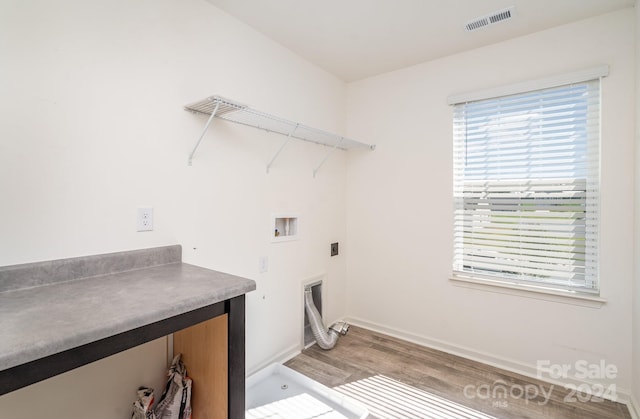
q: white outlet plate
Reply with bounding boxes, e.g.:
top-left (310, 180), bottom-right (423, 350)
top-left (259, 256), bottom-right (268, 273)
top-left (137, 207), bottom-right (153, 232)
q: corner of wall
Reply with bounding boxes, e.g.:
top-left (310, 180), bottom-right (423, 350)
top-left (633, 0), bottom-right (640, 413)
top-left (628, 394), bottom-right (640, 419)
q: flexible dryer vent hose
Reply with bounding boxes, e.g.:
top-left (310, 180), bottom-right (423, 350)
top-left (304, 289), bottom-right (349, 350)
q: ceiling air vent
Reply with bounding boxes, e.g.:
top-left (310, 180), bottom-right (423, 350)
top-left (465, 6), bottom-right (515, 32)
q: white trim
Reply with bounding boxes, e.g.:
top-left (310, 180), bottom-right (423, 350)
top-left (343, 316), bottom-right (631, 405)
top-left (447, 65), bottom-right (609, 105)
top-left (628, 395), bottom-right (640, 419)
top-left (450, 274), bottom-right (607, 308)
top-left (246, 343), bottom-right (300, 377)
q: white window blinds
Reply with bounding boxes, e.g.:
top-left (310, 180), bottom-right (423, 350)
top-left (452, 79), bottom-right (601, 293)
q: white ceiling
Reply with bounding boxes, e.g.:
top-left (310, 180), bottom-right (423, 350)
top-left (205, 0), bottom-right (635, 82)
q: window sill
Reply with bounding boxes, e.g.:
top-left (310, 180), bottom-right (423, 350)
top-left (449, 274), bottom-right (607, 308)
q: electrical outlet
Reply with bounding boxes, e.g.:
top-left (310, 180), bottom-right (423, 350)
top-left (331, 242), bottom-right (339, 257)
top-left (137, 207), bottom-right (153, 232)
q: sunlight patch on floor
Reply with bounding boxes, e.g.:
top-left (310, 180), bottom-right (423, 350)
top-left (246, 392), bottom-right (351, 419)
top-left (335, 375), bottom-right (496, 419)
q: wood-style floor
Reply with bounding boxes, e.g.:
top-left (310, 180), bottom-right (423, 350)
top-left (284, 326), bottom-right (631, 419)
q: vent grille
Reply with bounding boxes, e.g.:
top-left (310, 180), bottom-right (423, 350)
top-left (466, 6), bottom-right (515, 32)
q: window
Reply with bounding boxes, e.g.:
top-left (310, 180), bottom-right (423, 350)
top-left (451, 75), bottom-right (602, 294)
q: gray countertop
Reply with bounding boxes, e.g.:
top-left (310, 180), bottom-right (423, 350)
top-left (0, 246), bottom-right (256, 372)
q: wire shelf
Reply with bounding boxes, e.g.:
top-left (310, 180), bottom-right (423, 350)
top-left (184, 95), bottom-right (375, 171)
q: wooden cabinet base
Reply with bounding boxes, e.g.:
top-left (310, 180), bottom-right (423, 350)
top-left (174, 314), bottom-right (228, 419)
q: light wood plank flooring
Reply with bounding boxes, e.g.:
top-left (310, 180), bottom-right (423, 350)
top-left (284, 326), bottom-right (631, 419)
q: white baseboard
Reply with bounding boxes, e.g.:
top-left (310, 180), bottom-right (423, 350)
top-left (345, 316), bottom-right (632, 405)
top-left (628, 395), bottom-right (640, 419)
top-left (246, 343), bottom-right (300, 377)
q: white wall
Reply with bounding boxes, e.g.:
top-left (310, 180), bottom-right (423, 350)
top-left (346, 8), bottom-right (636, 397)
top-left (633, 2), bottom-right (640, 414)
top-left (0, 0), bottom-right (348, 417)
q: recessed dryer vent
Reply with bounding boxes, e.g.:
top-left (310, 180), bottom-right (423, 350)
top-left (303, 281), bottom-right (323, 348)
top-left (302, 279), bottom-right (349, 350)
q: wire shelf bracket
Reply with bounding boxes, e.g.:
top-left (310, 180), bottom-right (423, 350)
top-left (184, 95), bottom-right (375, 174)
top-left (266, 123), bottom-right (298, 174)
top-left (313, 137), bottom-right (344, 178)
top-left (188, 100), bottom-right (220, 166)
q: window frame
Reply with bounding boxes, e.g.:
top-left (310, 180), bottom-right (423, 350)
top-left (449, 67), bottom-right (607, 296)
